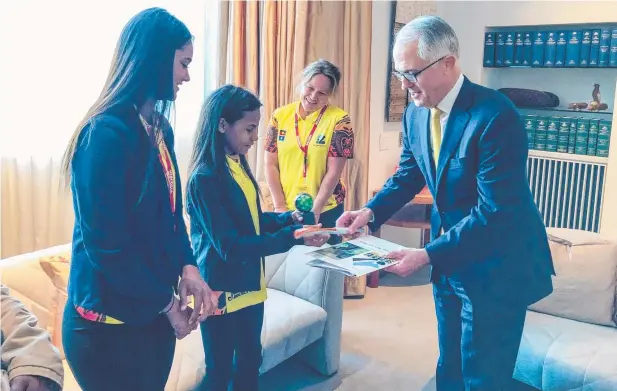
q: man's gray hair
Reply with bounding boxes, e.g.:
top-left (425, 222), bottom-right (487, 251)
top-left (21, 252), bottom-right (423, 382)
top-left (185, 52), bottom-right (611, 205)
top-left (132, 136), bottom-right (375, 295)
top-left (394, 16), bottom-right (460, 62)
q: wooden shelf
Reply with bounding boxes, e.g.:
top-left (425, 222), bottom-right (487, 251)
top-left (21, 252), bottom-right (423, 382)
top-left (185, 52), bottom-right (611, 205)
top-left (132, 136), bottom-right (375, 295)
top-left (528, 149), bottom-right (608, 164)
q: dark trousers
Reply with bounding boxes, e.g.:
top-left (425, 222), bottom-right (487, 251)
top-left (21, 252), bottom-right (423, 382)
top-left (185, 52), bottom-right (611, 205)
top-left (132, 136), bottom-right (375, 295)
top-left (62, 303), bottom-right (176, 391)
top-left (319, 203), bottom-right (344, 245)
top-left (199, 303), bottom-right (264, 391)
top-left (433, 273), bottom-right (527, 391)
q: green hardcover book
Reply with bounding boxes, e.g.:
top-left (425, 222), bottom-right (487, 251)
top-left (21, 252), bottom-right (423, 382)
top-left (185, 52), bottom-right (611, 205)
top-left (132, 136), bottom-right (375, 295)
top-left (545, 116), bottom-right (560, 152)
top-left (597, 119), bottom-right (612, 157)
top-left (587, 119), bottom-right (600, 156)
top-left (575, 118), bottom-right (590, 155)
top-left (568, 118), bottom-right (578, 153)
top-left (557, 117), bottom-right (571, 153)
top-left (524, 115), bottom-right (537, 150)
top-left (534, 117), bottom-right (548, 151)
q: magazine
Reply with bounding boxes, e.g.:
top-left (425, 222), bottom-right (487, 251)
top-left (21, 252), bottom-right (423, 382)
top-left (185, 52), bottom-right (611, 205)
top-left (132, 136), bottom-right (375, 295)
top-left (303, 235), bottom-right (407, 277)
top-left (293, 226), bottom-right (363, 239)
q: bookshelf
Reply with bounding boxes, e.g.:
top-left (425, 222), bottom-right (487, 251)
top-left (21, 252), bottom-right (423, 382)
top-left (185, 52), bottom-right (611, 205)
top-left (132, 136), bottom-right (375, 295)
top-left (481, 22), bottom-right (617, 235)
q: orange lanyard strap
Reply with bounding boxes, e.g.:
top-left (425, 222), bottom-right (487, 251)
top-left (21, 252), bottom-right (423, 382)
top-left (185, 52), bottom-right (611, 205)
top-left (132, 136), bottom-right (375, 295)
top-left (294, 105), bottom-right (328, 178)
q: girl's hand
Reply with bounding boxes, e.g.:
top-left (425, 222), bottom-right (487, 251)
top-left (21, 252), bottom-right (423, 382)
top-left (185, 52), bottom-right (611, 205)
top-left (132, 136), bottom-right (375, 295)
top-left (304, 233), bottom-right (329, 247)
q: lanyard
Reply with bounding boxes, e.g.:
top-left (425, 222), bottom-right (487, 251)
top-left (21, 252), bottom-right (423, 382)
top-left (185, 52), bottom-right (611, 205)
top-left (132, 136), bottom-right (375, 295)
top-left (294, 105), bottom-right (328, 178)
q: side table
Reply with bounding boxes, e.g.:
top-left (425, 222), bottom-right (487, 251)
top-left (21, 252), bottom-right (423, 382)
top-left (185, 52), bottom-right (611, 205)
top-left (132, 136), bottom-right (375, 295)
top-left (366, 186), bottom-right (433, 288)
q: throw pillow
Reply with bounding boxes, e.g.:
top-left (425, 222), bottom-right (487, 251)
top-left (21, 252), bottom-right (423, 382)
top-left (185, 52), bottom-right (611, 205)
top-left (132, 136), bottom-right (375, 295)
top-left (529, 228), bottom-right (617, 328)
top-left (39, 254), bottom-right (70, 358)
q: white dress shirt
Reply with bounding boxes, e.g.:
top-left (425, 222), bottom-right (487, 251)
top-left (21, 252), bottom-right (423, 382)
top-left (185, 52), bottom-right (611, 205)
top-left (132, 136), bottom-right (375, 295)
top-left (434, 73), bottom-right (465, 136)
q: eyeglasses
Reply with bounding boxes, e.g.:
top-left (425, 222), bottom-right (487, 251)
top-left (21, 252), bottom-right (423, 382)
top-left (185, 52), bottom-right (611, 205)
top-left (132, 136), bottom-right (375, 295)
top-left (392, 56), bottom-right (447, 83)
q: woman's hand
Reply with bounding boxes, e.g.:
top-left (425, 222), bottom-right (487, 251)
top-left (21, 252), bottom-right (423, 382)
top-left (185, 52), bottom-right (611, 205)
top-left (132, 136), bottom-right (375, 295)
top-left (178, 265), bottom-right (219, 323)
top-left (274, 206), bottom-right (289, 213)
top-left (165, 297), bottom-right (197, 339)
top-left (291, 210), bottom-right (304, 225)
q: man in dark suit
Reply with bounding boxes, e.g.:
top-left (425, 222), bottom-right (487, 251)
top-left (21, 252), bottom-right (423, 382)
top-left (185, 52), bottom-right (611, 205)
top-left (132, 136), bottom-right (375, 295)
top-left (337, 16), bottom-right (555, 391)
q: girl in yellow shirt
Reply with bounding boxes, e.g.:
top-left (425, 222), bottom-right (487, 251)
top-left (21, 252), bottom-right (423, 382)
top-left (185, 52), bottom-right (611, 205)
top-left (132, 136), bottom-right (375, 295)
top-left (186, 85), bottom-right (328, 391)
top-left (264, 59), bottom-right (354, 245)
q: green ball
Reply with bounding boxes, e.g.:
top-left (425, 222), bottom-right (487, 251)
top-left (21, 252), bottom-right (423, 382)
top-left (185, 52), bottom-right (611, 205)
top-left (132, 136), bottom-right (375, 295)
top-left (295, 192), bottom-right (313, 212)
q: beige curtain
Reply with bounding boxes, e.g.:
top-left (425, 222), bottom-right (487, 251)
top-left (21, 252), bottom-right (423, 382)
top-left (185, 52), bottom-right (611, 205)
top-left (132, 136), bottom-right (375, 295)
top-left (256, 1), bottom-right (372, 209)
top-left (0, 157), bottom-right (73, 258)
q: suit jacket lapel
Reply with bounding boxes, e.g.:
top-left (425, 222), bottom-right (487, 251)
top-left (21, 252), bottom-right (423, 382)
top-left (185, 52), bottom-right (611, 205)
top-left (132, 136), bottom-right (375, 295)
top-left (435, 78), bottom-right (473, 188)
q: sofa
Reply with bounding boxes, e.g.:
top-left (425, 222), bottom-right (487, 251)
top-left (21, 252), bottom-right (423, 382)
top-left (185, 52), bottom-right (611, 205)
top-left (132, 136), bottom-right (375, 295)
top-left (0, 243), bottom-right (344, 391)
top-left (514, 228), bottom-right (617, 390)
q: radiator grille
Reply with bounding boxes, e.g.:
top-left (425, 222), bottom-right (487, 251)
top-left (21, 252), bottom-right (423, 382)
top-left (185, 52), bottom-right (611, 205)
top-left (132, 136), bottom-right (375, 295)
top-left (527, 155), bottom-right (606, 232)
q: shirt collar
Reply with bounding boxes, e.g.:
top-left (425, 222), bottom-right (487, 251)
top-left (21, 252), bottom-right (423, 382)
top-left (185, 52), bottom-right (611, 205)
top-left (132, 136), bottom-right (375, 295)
top-left (436, 73), bottom-right (464, 115)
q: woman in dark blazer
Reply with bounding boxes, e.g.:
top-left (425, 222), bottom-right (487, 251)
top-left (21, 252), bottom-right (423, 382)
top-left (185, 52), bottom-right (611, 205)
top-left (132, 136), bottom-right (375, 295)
top-left (60, 8), bottom-right (218, 391)
top-left (186, 85), bottom-right (329, 391)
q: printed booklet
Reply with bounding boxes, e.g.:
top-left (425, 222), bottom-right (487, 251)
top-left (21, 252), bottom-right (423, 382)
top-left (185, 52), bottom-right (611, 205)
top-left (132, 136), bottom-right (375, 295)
top-left (303, 235), bottom-right (407, 277)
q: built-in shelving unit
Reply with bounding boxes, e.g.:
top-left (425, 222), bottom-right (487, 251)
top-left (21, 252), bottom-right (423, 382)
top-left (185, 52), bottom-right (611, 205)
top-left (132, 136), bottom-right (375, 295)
top-left (481, 22), bottom-right (617, 235)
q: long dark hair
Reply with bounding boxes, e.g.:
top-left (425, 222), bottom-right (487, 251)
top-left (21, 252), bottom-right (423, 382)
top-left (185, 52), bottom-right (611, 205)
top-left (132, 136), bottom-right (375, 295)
top-left (61, 7), bottom-right (192, 182)
top-left (189, 85), bottom-right (263, 193)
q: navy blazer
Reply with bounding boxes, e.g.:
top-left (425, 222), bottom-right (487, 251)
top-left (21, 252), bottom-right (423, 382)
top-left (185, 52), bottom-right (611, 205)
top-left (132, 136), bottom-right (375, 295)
top-left (68, 105), bottom-right (196, 325)
top-left (367, 77), bottom-right (555, 306)
top-left (186, 166), bottom-right (302, 293)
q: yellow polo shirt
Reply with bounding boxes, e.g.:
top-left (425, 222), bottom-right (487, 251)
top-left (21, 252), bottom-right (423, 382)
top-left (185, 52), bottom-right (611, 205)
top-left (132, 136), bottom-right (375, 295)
top-left (265, 102), bottom-right (354, 212)
top-left (214, 156), bottom-right (267, 315)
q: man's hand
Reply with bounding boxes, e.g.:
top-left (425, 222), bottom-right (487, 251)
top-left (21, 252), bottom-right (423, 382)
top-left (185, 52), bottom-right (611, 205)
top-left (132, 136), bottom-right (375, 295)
top-left (384, 248), bottom-right (430, 277)
top-left (165, 297), bottom-right (197, 339)
top-left (10, 375), bottom-right (57, 391)
top-left (336, 208), bottom-right (373, 239)
top-left (178, 265), bottom-right (219, 323)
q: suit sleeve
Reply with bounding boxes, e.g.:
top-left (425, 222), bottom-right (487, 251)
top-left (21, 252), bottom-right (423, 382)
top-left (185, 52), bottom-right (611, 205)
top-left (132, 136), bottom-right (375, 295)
top-left (1, 286), bottom-right (63, 390)
top-left (424, 109), bottom-right (529, 274)
top-left (72, 121), bottom-right (173, 312)
top-left (260, 211), bottom-right (295, 233)
top-left (366, 107), bottom-right (426, 230)
top-left (187, 174), bottom-right (303, 264)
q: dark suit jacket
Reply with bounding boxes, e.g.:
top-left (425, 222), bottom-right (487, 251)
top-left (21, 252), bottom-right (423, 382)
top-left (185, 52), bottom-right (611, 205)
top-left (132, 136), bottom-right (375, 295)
top-left (367, 77), bottom-right (555, 306)
top-left (68, 105), bottom-right (196, 325)
top-left (186, 166), bottom-right (302, 293)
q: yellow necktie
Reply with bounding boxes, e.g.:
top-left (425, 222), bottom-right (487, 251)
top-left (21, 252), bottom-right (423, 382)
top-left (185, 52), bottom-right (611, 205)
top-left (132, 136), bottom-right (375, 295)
top-left (430, 107), bottom-right (443, 165)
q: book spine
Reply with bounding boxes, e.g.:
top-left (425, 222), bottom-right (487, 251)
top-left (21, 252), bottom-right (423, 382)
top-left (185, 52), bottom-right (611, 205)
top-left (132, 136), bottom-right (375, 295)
top-left (513, 32), bottom-right (524, 65)
top-left (495, 32), bottom-right (505, 67)
top-left (566, 30), bottom-right (582, 67)
top-left (589, 29), bottom-right (601, 67)
top-left (579, 29), bottom-right (592, 67)
top-left (544, 31), bottom-right (557, 67)
top-left (599, 28), bottom-right (611, 67)
top-left (483, 32), bottom-right (495, 67)
top-left (524, 115), bottom-right (537, 150)
top-left (555, 31), bottom-right (567, 67)
top-left (575, 118), bottom-right (590, 155)
top-left (504, 32), bottom-right (515, 66)
top-left (522, 32), bottom-right (533, 66)
top-left (534, 117), bottom-right (548, 150)
top-left (568, 118), bottom-right (578, 154)
top-left (610, 28), bottom-right (617, 67)
top-left (557, 117), bottom-right (571, 153)
top-left (587, 119), bottom-right (600, 156)
top-left (532, 32), bottom-right (546, 67)
top-left (597, 120), bottom-right (612, 157)
top-left (545, 117), bottom-right (559, 152)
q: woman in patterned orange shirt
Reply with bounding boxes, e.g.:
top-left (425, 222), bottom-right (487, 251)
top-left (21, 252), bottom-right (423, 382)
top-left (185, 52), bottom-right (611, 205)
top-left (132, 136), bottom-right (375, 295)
top-left (264, 59), bottom-right (354, 244)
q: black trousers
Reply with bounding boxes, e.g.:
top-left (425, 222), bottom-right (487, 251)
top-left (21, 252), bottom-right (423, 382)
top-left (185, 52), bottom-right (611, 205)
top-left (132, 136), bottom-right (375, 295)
top-left (433, 273), bottom-right (527, 391)
top-left (198, 303), bottom-right (264, 391)
top-left (319, 203), bottom-right (344, 245)
top-left (62, 303), bottom-right (176, 391)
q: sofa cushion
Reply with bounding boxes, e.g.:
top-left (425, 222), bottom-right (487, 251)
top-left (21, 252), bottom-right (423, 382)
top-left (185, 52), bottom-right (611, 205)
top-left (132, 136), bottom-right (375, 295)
top-left (261, 288), bottom-right (327, 373)
top-left (515, 310), bottom-right (617, 391)
top-left (529, 228), bottom-right (617, 327)
top-left (0, 244), bottom-right (71, 355)
top-left (39, 254), bottom-right (71, 359)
